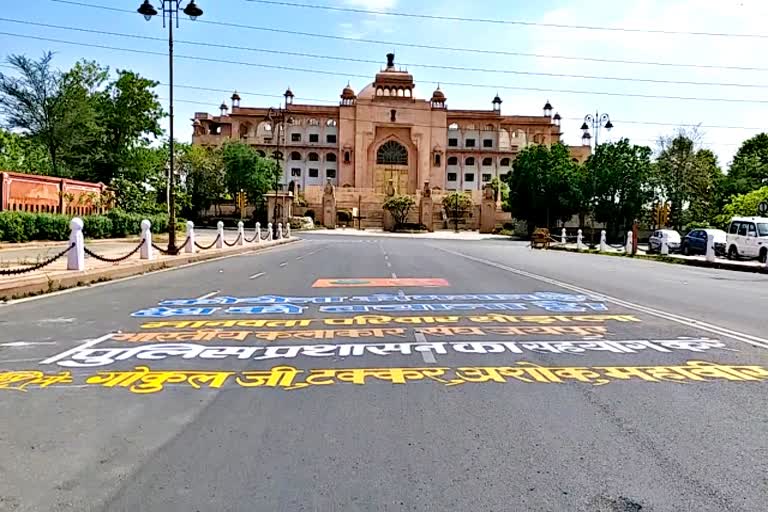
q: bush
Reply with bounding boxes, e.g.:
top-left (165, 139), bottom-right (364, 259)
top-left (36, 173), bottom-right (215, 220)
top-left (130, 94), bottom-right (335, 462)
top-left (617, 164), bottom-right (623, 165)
top-left (382, 195), bottom-right (416, 229)
top-left (0, 210), bottom-right (172, 242)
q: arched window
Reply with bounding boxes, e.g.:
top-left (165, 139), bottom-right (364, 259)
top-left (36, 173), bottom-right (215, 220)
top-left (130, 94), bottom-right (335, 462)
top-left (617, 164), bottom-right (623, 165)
top-left (308, 152), bottom-right (320, 162)
top-left (326, 119), bottom-right (337, 127)
top-left (308, 118), bottom-right (319, 126)
top-left (465, 157), bottom-right (475, 166)
top-left (326, 153), bottom-right (337, 162)
top-left (482, 157), bottom-right (493, 166)
top-left (485, 124), bottom-right (495, 131)
top-left (263, 122), bottom-right (272, 132)
top-left (447, 156), bottom-right (458, 166)
top-left (290, 151), bottom-right (302, 161)
top-left (376, 140), bottom-right (408, 165)
top-left (344, 151), bottom-right (351, 163)
top-left (466, 124), bottom-right (476, 130)
top-left (286, 116), bottom-right (295, 125)
top-left (448, 123), bottom-right (459, 131)
top-left (500, 158), bottom-right (511, 167)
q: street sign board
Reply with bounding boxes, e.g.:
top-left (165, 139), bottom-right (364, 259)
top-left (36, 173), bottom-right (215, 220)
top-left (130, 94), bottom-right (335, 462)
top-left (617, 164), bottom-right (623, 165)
top-left (758, 201), bottom-right (768, 216)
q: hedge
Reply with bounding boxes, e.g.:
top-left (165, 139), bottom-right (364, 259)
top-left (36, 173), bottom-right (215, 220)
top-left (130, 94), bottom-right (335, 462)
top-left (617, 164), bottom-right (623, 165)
top-left (0, 210), bottom-right (176, 243)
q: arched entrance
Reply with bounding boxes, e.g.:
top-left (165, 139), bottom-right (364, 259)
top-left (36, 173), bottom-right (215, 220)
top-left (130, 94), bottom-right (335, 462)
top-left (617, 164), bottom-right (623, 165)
top-left (375, 140), bottom-right (409, 194)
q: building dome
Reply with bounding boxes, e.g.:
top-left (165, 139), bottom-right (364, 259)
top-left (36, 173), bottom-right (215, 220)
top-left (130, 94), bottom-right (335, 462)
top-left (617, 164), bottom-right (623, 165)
top-left (431, 86), bottom-right (446, 102)
top-left (357, 83), bottom-right (376, 99)
top-left (341, 82), bottom-right (356, 99)
top-left (231, 91), bottom-right (241, 101)
top-left (284, 87), bottom-right (294, 98)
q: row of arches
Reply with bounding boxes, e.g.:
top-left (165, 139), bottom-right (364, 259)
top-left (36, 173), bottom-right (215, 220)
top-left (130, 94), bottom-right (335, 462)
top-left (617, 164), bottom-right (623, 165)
top-left (375, 87), bottom-right (413, 98)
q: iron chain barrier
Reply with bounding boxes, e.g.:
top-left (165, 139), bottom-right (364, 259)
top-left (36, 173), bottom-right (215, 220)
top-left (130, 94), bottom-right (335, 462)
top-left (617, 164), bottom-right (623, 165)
top-left (83, 240), bottom-right (144, 263)
top-left (194, 234), bottom-right (221, 251)
top-left (0, 243), bottom-right (76, 276)
top-left (223, 233), bottom-right (243, 247)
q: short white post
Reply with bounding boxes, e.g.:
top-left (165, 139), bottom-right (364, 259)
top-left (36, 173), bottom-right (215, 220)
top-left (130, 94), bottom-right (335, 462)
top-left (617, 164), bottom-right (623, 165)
top-left (216, 221), bottom-right (224, 249)
top-left (277, 223), bottom-right (283, 240)
top-left (67, 217), bottom-right (85, 271)
top-left (285, 223), bottom-right (291, 238)
top-left (706, 234), bottom-right (716, 263)
top-left (576, 229), bottom-right (584, 250)
top-left (185, 221), bottom-right (195, 254)
top-left (599, 230), bottom-right (607, 252)
top-left (560, 228), bottom-right (566, 244)
top-left (140, 219), bottom-right (154, 260)
top-left (661, 232), bottom-right (669, 255)
top-left (237, 221), bottom-right (245, 246)
top-left (255, 222), bottom-right (261, 243)
top-left (625, 231), bottom-right (633, 253)
top-left (267, 223), bottom-right (273, 241)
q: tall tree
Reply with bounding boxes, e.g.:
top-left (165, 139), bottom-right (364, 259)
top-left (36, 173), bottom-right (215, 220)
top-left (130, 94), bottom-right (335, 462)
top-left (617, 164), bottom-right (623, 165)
top-left (504, 143), bottom-right (581, 234)
top-left (178, 144), bottom-right (225, 218)
top-left (0, 52), bottom-right (93, 177)
top-left (654, 130), bottom-right (723, 230)
top-left (724, 133), bottom-right (768, 198)
top-left (221, 142), bottom-right (280, 207)
top-left (0, 128), bottom-right (51, 174)
top-left (587, 138), bottom-right (654, 238)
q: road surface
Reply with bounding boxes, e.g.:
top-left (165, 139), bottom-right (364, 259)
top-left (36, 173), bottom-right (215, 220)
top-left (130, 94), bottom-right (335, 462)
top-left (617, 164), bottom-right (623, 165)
top-left (1, 233), bottom-right (767, 512)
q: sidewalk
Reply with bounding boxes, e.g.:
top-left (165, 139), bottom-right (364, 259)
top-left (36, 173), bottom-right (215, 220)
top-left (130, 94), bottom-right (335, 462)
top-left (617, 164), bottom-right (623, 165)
top-left (551, 242), bottom-right (767, 273)
top-left (308, 228), bottom-right (513, 241)
top-left (0, 231), bottom-right (297, 300)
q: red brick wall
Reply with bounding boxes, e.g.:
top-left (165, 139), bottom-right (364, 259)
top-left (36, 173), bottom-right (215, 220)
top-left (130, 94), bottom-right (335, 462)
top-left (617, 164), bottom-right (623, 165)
top-left (0, 171), bottom-right (108, 215)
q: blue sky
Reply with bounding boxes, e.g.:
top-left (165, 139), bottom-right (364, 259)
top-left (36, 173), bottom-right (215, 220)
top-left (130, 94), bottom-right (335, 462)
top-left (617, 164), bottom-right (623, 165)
top-left (2, 0), bottom-right (767, 166)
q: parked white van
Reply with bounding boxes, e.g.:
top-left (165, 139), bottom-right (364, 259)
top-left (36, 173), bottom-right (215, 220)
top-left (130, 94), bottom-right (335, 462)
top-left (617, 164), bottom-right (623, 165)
top-left (726, 217), bottom-right (768, 262)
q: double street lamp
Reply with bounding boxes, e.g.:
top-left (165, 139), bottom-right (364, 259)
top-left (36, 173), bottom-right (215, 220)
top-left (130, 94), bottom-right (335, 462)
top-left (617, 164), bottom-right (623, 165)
top-left (580, 111), bottom-right (614, 148)
top-left (137, 0), bottom-right (204, 253)
top-left (264, 89), bottom-right (292, 237)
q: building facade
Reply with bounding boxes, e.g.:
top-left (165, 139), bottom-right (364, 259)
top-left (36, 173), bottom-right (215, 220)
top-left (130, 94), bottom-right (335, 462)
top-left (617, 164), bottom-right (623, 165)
top-left (192, 53), bottom-right (590, 197)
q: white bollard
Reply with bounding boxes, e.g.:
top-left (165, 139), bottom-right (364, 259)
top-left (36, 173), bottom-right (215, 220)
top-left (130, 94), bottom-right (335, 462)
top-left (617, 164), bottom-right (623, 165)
top-left (185, 221), bottom-right (195, 254)
top-left (561, 228), bottom-right (566, 245)
top-left (285, 223), bottom-right (291, 238)
top-left (254, 222), bottom-right (261, 243)
top-left (140, 219), bottom-right (154, 260)
top-left (576, 229), bottom-right (584, 251)
top-left (706, 233), bottom-right (716, 263)
top-left (661, 232), bottom-right (669, 255)
top-left (216, 221), bottom-right (224, 249)
top-left (625, 231), bottom-right (633, 254)
top-left (67, 217), bottom-right (85, 271)
top-left (600, 230), bottom-right (607, 252)
top-left (237, 221), bottom-right (245, 246)
top-left (277, 223), bottom-right (283, 240)
top-left (267, 223), bottom-right (273, 241)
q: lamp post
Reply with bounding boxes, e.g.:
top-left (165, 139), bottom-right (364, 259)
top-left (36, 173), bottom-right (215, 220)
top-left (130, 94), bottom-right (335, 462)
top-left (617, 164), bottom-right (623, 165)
top-left (137, 0), bottom-right (203, 254)
top-left (580, 111), bottom-right (614, 148)
top-left (266, 91), bottom-right (289, 237)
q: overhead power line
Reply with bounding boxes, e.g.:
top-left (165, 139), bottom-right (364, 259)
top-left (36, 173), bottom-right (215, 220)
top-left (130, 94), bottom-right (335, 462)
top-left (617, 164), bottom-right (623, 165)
top-left (2, 17), bottom-right (768, 90)
top-left (3, 30), bottom-right (768, 106)
top-left (246, 0), bottom-right (768, 39)
top-left (47, 0), bottom-right (768, 73)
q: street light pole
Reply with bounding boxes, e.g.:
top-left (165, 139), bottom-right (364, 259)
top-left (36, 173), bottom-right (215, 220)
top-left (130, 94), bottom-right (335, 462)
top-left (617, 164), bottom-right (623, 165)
top-left (580, 111), bottom-right (614, 148)
top-left (137, 0), bottom-right (203, 253)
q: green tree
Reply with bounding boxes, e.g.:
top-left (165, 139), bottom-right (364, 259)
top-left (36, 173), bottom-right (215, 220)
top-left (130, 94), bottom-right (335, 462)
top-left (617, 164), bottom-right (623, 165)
top-left (442, 191), bottom-right (473, 217)
top-left (0, 53), bottom-right (94, 177)
top-left (504, 143), bottom-right (582, 234)
top-left (723, 133), bottom-right (768, 198)
top-left (587, 139), bottom-right (653, 238)
top-left (654, 131), bottom-right (723, 230)
top-left (0, 128), bottom-right (51, 174)
top-left (383, 195), bottom-right (416, 229)
top-left (221, 142), bottom-right (279, 207)
top-left (179, 144), bottom-right (225, 218)
top-left (715, 186), bottom-right (768, 228)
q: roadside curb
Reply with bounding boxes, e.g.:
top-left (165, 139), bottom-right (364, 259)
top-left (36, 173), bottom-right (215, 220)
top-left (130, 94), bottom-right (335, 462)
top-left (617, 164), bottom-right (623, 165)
top-left (0, 238), bottom-right (300, 301)
top-left (548, 245), bottom-right (768, 274)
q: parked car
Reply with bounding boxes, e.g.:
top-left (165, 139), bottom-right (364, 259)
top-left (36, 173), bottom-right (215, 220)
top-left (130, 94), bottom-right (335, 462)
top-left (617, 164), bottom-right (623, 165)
top-left (726, 216), bottom-right (768, 262)
top-left (648, 229), bottom-right (681, 253)
top-left (681, 228), bottom-right (726, 256)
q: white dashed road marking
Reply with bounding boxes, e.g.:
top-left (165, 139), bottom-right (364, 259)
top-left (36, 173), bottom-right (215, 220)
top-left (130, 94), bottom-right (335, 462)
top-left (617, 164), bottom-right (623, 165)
top-left (249, 272), bottom-right (265, 280)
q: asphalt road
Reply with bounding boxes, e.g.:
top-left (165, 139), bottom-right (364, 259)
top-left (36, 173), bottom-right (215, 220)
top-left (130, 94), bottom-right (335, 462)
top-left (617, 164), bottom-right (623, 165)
top-left (1, 233), bottom-right (767, 512)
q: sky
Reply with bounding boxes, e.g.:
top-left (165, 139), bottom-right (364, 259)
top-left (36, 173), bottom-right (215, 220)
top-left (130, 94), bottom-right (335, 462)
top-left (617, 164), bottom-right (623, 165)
top-left (2, 0), bottom-right (768, 167)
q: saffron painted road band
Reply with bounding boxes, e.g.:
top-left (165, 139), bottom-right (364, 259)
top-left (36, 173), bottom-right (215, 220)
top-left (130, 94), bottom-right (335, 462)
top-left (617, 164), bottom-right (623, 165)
top-left (139, 314), bottom-right (641, 329)
top-left (114, 325), bottom-right (611, 343)
top-left (41, 339), bottom-right (731, 368)
top-left (3, 361), bottom-right (768, 394)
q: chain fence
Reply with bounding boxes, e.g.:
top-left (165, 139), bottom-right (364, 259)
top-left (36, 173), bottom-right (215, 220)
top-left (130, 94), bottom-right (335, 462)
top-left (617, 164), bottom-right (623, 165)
top-left (223, 233), bottom-right (243, 247)
top-left (83, 240), bottom-right (144, 263)
top-left (245, 230), bottom-right (263, 244)
top-left (194, 234), bottom-right (221, 251)
top-left (0, 243), bottom-right (76, 276)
